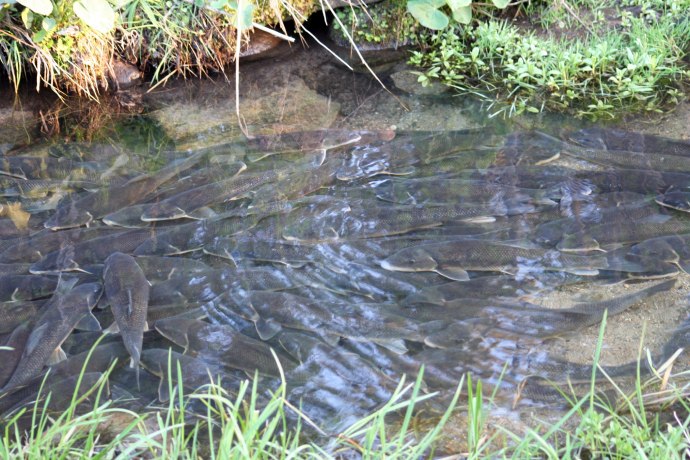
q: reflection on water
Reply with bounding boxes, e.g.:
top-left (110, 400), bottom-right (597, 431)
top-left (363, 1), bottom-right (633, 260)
top-left (1, 121), bottom-right (690, 433)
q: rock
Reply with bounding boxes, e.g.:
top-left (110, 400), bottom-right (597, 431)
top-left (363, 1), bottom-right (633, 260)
top-left (240, 30), bottom-right (288, 62)
top-left (148, 76), bottom-right (340, 151)
top-left (0, 108), bottom-right (36, 146)
top-left (391, 70), bottom-right (449, 96)
top-left (108, 59), bottom-right (142, 91)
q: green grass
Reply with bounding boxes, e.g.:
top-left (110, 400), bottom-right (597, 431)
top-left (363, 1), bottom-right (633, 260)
top-left (2, 316), bottom-right (690, 458)
top-left (410, 2), bottom-right (690, 119)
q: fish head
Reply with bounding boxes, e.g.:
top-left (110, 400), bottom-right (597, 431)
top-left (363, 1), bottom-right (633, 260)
top-left (656, 191), bottom-right (690, 213)
top-left (556, 234), bottom-right (601, 253)
top-left (380, 247), bottom-right (438, 273)
top-left (628, 239), bottom-right (680, 264)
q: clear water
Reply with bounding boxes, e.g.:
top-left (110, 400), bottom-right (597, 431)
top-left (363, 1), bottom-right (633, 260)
top-left (1, 44), bottom-right (689, 437)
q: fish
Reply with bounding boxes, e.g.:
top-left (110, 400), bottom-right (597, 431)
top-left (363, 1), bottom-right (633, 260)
top-left (336, 129), bottom-right (500, 180)
top-left (140, 348), bottom-right (245, 402)
top-left (206, 238), bottom-right (315, 267)
top-left (0, 156), bottom-right (102, 181)
top-left (0, 226), bottom-right (125, 263)
top-left (139, 169), bottom-right (288, 222)
top-left (0, 324), bottom-right (31, 388)
top-left (567, 128), bottom-right (690, 157)
top-left (655, 190), bottom-right (690, 213)
top-left (282, 203), bottom-right (508, 243)
top-left (0, 275), bottom-right (57, 302)
top-left (0, 300), bottom-right (44, 334)
top-left (29, 229), bottom-right (153, 274)
top-left (242, 291), bottom-right (426, 352)
top-left (133, 214), bottom-right (260, 256)
top-left (132, 256), bottom-right (211, 282)
top-left (44, 151), bottom-right (207, 230)
top-left (154, 318), bottom-right (293, 377)
top-left (0, 263), bottom-right (31, 276)
top-left (557, 216), bottom-right (690, 252)
top-left (627, 234), bottom-right (690, 273)
top-left (374, 178), bottom-right (555, 207)
top-left (380, 240), bottom-right (610, 281)
top-left (103, 252), bottom-right (150, 385)
top-left (2, 281), bottom-right (103, 390)
top-left (401, 275), bottom-right (541, 306)
top-left (244, 129), bottom-right (370, 162)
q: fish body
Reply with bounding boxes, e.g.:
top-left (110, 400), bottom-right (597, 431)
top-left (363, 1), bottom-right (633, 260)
top-left (154, 318), bottom-right (293, 377)
top-left (567, 128), bottom-right (690, 157)
top-left (2, 281), bottom-right (102, 390)
top-left (381, 240), bottom-right (608, 280)
top-left (103, 252), bottom-right (150, 381)
top-left (29, 229), bottom-right (152, 274)
top-left (0, 275), bottom-right (57, 301)
top-left (44, 151), bottom-right (206, 230)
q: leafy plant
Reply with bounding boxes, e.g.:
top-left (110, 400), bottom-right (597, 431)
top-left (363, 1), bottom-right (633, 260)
top-left (406, 0), bottom-right (511, 29)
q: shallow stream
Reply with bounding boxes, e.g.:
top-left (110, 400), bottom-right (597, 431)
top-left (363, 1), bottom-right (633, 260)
top-left (1, 42), bottom-right (690, 447)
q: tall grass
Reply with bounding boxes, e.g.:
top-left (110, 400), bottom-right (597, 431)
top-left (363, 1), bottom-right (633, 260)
top-left (1, 319), bottom-right (689, 458)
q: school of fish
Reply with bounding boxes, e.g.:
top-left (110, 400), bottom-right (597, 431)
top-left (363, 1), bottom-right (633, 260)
top-left (1, 126), bottom-right (690, 432)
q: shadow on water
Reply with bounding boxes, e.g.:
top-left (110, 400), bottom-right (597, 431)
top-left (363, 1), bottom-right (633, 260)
top-left (1, 41), bottom-right (690, 443)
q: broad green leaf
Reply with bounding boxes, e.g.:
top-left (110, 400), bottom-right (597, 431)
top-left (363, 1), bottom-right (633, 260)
top-left (17, 0), bottom-right (52, 15)
top-left (491, 0), bottom-right (510, 7)
top-left (452, 5), bottom-right (472, 24)
top-left (234, 0), bottom-right (254, 29)
top-left (73, 0), bottom-right (116, 33)
top-left (32, 28), bottom-right (47, 42)
top-left (407, 0), bottom-right (448, 30)
top-left (20, 7), bottom-right (33, 28)
top-left (446, 0), bottom-right (471, 9)
top-left (42, 16), bottom-right (56, 31)
top-left (210, 0), bottom-right (228, 8)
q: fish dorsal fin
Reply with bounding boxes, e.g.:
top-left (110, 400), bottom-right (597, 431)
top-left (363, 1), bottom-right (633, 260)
top-left (25, 322), bottom-right (50, 356)
top-left (48, 346), bottom-right (67, 365)
top-left (127, 289), bottom-right (133, 316)
top-left (435, 266), bottom-right (470, 281)
top-left (375, 339), bottom-right (408, 354)
top-left (255, 318), bottom-right (281, 341)
top-left (557, 234), bottom-right (600, 253)
top-left (75, 312), bottom-right (102, 332)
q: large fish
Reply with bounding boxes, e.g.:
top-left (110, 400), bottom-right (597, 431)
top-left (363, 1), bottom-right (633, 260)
top-left (243, 129), bottom-right (372, 163)
top-left (241, 291), bottom-right (428, 352)
top-left (140, 348), bottom-right (245, 402)
top-left (0, 275), bottom-right (57, 301)
top-left (0, 324), bottom-right (30, 388)
top-left (154, 318), bottom-right (293, 377)
top-left (137, 152), bottom-right (323, 222)
top-left (0, 226), bottom-right (125, 263)
top-left (282, 202), bottom-right (511, 243)
top-left (103, 252), bottom-right (150, 385)
top-left (381, 240), bottom-right (610, 281)
top-left (567, 127), bottom-right (690, 157)
top-left (0, 300), bottom-right (46, 334)
top-left (29, 229), bottom-right (153, 274)
top-left (44, 151), bottom-right (207, 230)
top-left (2, 281), bottom-right (102, 390)
top-left (0, 156), bottom-right (102, 181)
top-left (627, 233), bottom-right (690, 273)
top-left (557, 215), bottom-right (690, 252)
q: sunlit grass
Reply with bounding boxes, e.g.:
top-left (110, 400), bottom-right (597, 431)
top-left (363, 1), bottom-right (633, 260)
top-left (1, 318), bottom-right (689, 458)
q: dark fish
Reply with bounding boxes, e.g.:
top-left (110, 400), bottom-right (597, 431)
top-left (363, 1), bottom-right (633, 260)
top-left (155, 318), bottom-right (292, 377)
top-left (655, 190), bottom-right (690, 213)
top-left (0, 324), bottom-right (31, 388)
top-left (29, 229), bottom-right (153, 274)
top-left (0, 156), bottom-right (101, 181)
top-left (0, 300), bottom-right (45, 334)
top-left (140, 348), bottom-right (245, 402)
top-left (282, 203), bottom-right (508, 243)
top-left (0, 275), bottom-right (57, 301)
top-left (567, 128), bottom-right (690, 157)
top-left (381, 240), bottom-right (609, 281)
top-left (0, 263), bottom-right (31, 276)
top-left (133, 214), bottom-right (259, 256)
top-left (133, 256), bottom-right (211, 282)
top-left (103, 252), bottom-right (150, 384)
top-left (557, 216), bottom-right (690, 252)
top-left (44, 151), bottom-right (206, 230)
top-left (0, 226), bottom-right (125, 263)
top-left (2, 281), bottom-right (102, 390)
top-left (244, 129), bottom-right (370, 162)
top-left (628, 233), bottom-right (690, 273)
